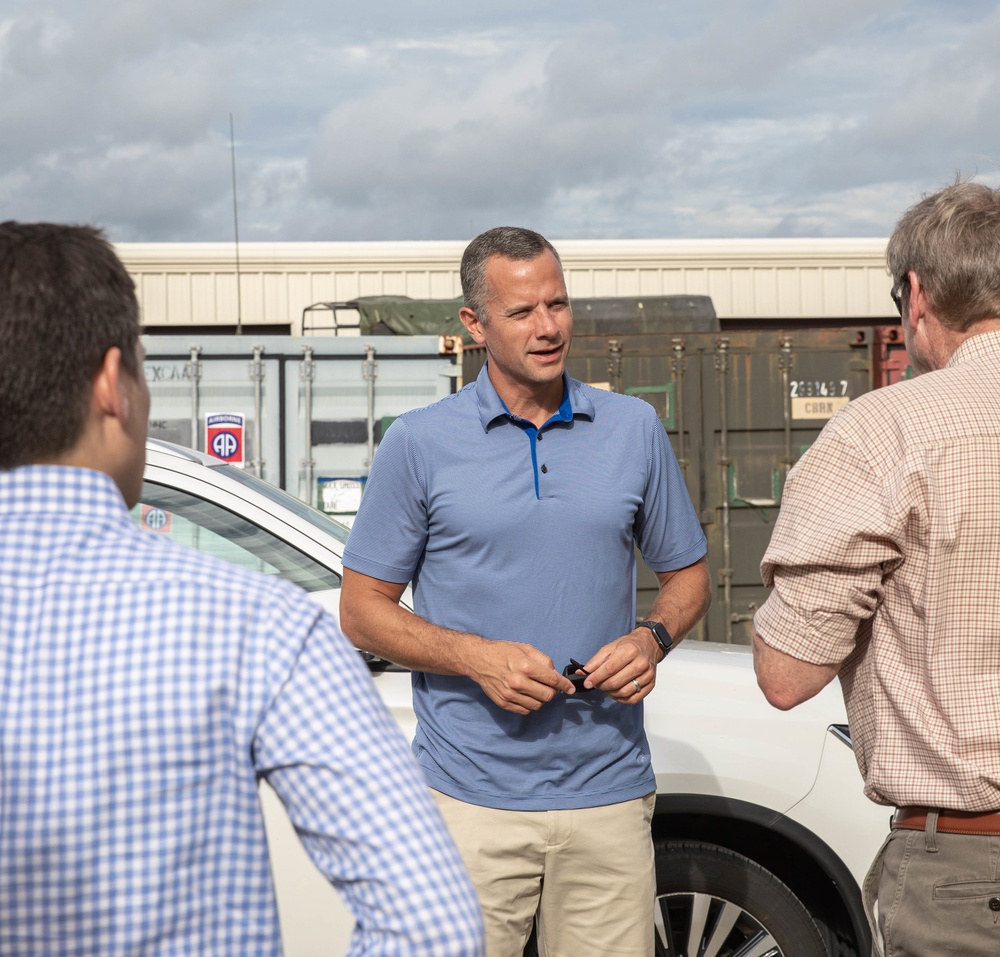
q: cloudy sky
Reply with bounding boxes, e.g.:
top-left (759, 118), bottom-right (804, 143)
top-left (2, 0), bottom-right (999, 243)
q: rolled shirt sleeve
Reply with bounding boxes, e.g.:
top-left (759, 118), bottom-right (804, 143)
top-left (755, 421), bottom-right (903, 666)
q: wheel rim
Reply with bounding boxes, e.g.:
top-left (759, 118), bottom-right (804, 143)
top-left (654, 890), bottom-right (783, 957)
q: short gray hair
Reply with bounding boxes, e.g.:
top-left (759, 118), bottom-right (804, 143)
top-left (887, 180), bottom-right (1000, 331)
top-left (460, 227), bottom-right (561, 324)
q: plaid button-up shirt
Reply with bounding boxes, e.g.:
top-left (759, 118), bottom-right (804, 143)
top-left (0, 465), bottom-right (483, 956)
top-left (755, 329), bottom-right (1000, 812)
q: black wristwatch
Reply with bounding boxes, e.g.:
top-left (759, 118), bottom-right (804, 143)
top-left (637, 620), bottom-right (673, 660)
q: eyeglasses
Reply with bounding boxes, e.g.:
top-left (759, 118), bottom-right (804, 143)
top-left (890, 274), bottom-right (909, 317)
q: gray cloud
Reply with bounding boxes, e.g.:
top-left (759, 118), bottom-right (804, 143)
top-left (2, 0), bottom-right (999, 241)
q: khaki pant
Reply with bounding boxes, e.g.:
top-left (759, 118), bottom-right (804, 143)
top-left (432, 790), bottom-right (656, 957)
top-left (864, 814), bottom-right (1000, 957)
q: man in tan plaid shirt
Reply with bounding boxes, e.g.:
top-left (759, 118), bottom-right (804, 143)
top-left (753, 181), bottom-right (1000, 957)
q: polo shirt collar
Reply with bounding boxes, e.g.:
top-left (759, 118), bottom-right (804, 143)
top-left (474, 362), bottom-right (595, 431)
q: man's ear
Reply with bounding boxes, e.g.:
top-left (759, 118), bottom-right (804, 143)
top-left (459, 306), bottom-right (487, 344)
top-left (91, 347), bottom-right (129, 424)
top-left (905, 270), bottom-right (927, 334)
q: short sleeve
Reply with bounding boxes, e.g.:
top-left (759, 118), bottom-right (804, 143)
top-left (634, 407), bottom-right (707, 571)
top-left (342, 417), bottom-right (429, 584)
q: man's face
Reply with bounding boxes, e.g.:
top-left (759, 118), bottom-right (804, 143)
top-left (120, 341), bottom-right (150, 508)
top-left (900, 311), bottom-right (933, 376)
top-left (463, 250), bottom-right (573, 399)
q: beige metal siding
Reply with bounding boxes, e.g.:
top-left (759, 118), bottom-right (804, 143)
top-left (117, 238), bottom-right (895, 333)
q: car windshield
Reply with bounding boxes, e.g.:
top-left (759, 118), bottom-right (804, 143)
top-left (216, 464), bottom-right (352, 544)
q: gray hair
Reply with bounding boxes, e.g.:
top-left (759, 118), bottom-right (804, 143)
top-left (460, 227), bottom-right (561, 324)
top-left (887, 180), bottom-right (1000, 331)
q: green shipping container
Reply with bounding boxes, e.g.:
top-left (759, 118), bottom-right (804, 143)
top-left (565, 326), bottom-right (902, 644)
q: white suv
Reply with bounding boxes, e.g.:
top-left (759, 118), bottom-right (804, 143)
top-left (139, 439), bottom-right (888, 957)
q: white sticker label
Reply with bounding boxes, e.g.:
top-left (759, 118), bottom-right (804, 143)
top-left (792, 396), bottom-right (850, 420)
top-left (320, 479), bottom-right (364, 513)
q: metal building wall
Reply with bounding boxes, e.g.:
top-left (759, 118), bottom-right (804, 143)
top-left (117, 238), bottom-right (897, 333)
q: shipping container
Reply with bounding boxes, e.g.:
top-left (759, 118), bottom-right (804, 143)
top-left (554, 325), bottom-right (908, 642)
top-left (142, 335), bottom-right (457, 514)
top-left (465, 320), bottom-right (909, 642)
top-left (144, 314), bottom-right (911, 646)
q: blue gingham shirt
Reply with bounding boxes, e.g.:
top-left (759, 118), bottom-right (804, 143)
top-left (0, 466), bottom-right (484, 956)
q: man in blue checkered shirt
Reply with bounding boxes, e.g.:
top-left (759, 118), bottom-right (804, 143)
top-left (0, 221), bottom-right (485, 956)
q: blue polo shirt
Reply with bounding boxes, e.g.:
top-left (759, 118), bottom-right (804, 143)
top-left (343, 365), bottom-right (706, 810)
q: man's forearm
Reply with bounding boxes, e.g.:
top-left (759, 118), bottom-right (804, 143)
top-left (339, 568), bottom-right (478, 675)
top-left (752, 629), bottom-right (840, 710)
top-left (644, 556), bottom-right (713, 652)
top-left (339, 568), bottom-right (575, 714)
top-left (580, 556), bottom-right (712, 700)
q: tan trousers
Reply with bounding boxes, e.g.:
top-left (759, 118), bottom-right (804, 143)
top-left (864, 814), bottom-right (1000, 956)
top-left (432, 790), bottom-right (656, 957)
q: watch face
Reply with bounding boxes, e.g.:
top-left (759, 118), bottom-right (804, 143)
top-left (641, 620), bottom-right (672, 653)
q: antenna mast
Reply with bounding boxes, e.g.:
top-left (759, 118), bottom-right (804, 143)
top-left (230, 113), bottom-right (243, 335)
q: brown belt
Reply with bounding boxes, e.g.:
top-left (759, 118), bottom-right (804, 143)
top-left (893, 806), bottom-right (1000, 836)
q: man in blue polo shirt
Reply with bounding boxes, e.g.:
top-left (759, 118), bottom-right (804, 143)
top-left (341, 227), bottom-right (711, 957)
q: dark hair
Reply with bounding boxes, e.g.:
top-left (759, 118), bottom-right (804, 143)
top-left (460, 227), bottom-right (561, 324)
top-left (0, 221), bottom-right (140, 468)
top-left (887, 180), bottom-right (1000, 331)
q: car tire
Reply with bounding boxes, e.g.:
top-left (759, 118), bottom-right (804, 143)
top-left (654, 839), bottom-right (829, 957)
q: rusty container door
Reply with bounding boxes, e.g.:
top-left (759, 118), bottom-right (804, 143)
top-left (570, 327), bottom-right (882, 644)
top-left (697, 329), bottom-right (876, 644)
top-left (873, 324), bottom-right (913, 387)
